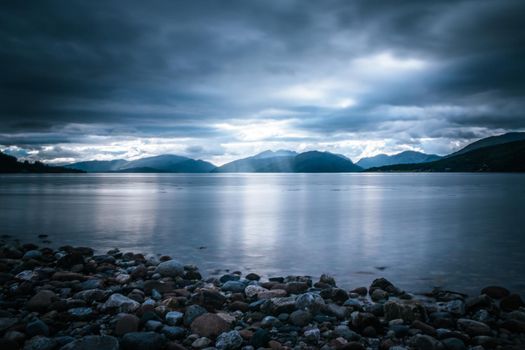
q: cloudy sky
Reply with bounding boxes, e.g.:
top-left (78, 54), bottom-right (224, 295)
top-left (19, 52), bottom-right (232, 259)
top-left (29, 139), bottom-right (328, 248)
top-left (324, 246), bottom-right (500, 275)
top-left (1, 0), bottom-right (524, 165)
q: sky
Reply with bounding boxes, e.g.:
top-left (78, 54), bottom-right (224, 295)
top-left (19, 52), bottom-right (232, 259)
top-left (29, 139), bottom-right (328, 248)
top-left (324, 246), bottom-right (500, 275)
top-left (1, 0), bottom-right (524, 166)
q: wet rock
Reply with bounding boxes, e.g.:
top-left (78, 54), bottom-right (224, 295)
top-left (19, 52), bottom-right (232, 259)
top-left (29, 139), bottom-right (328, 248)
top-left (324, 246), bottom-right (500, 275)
top-left (154, 259), bottom-right (184, 277)
top-left (384, 300), bottom-right (426, 323)
top-left (412, 334), bottom-right (442, 350)
top-left (289, 309), bottom-right (312, 326)
top-left (121, 332), bottom-right (166, 350)
top-left (295, 292), bottom-right (325, 314)
top-left (334, 325), bottom-right (360, 341)
top-left (251, 328), bottom-right (270, 348)
top-left (27, 290), bottom-right (57, 312)
top-left (165, 311), bottom-right (184, 326)
top-left (73, 288), bottom-right (107, 303)
top-left (0, 317), bottom-right (18, 332)
top-left (103, 293), bottom-right (140, 312)
top-left (304, 327), bottom-right (321, 343)
top-left (23, 336), bottom-right (57, 350)
top-left (371, 288), bottom-right (389, 302)
top-left (67, 307), bottom-right (93, 320)
top-left (191, 313), bottom-right (230, 338)
top-left (192, 337), bottom-right (211, 348)
top-left (261, 315), bottom-right (281, 328)
top-left (216, 330), bottom-right (243, 350)
top-left (286, 281), bottom-right (308, 294)
top-left (500, 293), bottom-right (525, 311)
top-left (23, 250), bottom-right (42, 260)
top-left (183, 304), bottom-right (207, 326)
top-left (115, 313), bottom-right (140, 336)
top-left (222, 280), bottom-right (246, 293)
top-left (441, 337), bottom-right (466, 350)
top-left (351, 287), bottom-right (368, 296)
top-left (262, 297), bottom-right (296, 315)
top-left (60, 335), bottom-right (119, 350)
top-left (143, 280), bottom-right (174, 294)
top-left (246, 273), bottom-right (260, 281)
top-left (245, 285), bottom-right (268, 298)
top-left (369, 277), bottom-right (400, 295)
top-left (481, 286), bottom-right (510, 299)
top-left (457, 318), bottom-right (492, 336)
top-left (161, 326), bottom-right (185, 340)
top-left (26, 318), bottom-right (49, 337)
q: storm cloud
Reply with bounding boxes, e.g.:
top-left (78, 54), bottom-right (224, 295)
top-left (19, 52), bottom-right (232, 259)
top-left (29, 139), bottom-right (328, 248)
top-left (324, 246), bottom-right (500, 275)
top-left (1, 0), bottom-right (524, 164)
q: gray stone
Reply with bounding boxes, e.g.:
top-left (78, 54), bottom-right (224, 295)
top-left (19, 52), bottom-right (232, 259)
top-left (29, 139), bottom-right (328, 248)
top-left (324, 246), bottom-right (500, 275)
top-left (216, 330), bottom-right (243, 350)
top-left (289, 309), bottom-right (312, 327)
top-left (103, 293), bottom-right (140, 312)
top-left (23, 336), bottom-right (57, 350)
top-left (222, 280), bottom-right (246, 293)
top-left (304, 327), bottom-right (321, 343)
top-left (59, 335), bottom-right (119, 350)
top-left (67, 307), bottom-right (93, 320)
top-left (457, 318), bottom-right (491, 336)
top-left (161, 326), bottom-right (185, 340)
top-left (441, 337), bottom-right (466, 350)
top-left (413, 334), bottom-right (441, 350)
top-left (121, 332), bottom-right (165, 350)
top-left (192, 337), bottom-right (211, 348)
top-left (295, 292), bottom-right (325, 314)
top-left (165, 311), bottom-right (183, 326)
top-left (26, 319), bottom-right (49, 337)
top-left (114, 313), bottom-right (140, 336)
top-left (334, 325), bottom-right (360, 341)
top-left (154, 259), bottom-right (184, 277)
top-left (183, 304), bottom-right (207, 326)
top-left (0, 317), bottom-right (17, 332)
top-left (27, 290), bottom-right (57, 312)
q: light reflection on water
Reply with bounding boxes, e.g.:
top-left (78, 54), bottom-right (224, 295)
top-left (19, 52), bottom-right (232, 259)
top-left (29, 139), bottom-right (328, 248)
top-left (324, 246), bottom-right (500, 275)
top-left (1, 173), bottom-right (524, 295)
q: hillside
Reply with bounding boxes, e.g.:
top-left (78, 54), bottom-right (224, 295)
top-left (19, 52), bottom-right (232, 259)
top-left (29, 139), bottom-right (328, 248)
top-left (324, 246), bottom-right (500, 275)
top-left (357, 151), bottom-right (441, 169)
top-left (369, 140), bottom-right (525, 172)
top-left (0, 152), bottom-right (84, 173)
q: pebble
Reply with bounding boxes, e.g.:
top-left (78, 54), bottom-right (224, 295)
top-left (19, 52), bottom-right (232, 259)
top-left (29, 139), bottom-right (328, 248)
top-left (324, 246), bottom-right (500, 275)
top-left (154, 259), bottom-right (184, 277)
top-left (59, 335), bottom-right (119, 350)
top-left (216, 330), bottom-right (243, 350)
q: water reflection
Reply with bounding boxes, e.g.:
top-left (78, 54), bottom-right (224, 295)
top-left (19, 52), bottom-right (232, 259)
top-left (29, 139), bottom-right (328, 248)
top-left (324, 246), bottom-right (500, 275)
top-left (1, 173), bottom-right (524, 295)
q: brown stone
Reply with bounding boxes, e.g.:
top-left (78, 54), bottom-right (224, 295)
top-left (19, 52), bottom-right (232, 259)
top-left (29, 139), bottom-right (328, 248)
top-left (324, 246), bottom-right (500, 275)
top-left (27, 290), bottom-right (57, 312)
top-left (190, 313), bottom-right (230, 338)
top-left (114, 313), bottom-right (140, 336)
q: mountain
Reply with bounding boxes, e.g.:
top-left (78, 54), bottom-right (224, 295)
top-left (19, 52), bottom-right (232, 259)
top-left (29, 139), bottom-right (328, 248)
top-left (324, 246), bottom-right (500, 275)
top-left (447, 132), bottom-right (525, 157)
top-left (66, 154), bottom-right (216, 173)
top-left (0, 152), bottom-right (84, 173)
top-left (369, 140), bottom-right (525, 172)
top-left (64, 159), bottom-right (127, 172)
top-left (215, 150), bottom-right (362, 172)
top-left (357, 151), bottom-right (442, 169)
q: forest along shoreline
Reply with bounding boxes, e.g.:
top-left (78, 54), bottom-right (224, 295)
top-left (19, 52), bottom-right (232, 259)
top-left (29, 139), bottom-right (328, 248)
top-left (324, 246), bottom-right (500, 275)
top-left (1, 240), bottom-right (524, 350)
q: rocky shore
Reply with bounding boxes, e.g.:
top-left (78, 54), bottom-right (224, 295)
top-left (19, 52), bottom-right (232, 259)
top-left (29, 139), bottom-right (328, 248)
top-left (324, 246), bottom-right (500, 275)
top-left (1, 241), bottom-right (524, 350)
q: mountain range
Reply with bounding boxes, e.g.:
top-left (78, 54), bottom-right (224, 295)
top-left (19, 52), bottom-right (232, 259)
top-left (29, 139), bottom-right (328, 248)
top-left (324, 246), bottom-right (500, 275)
top-left (356, 151), bottom-right (442, 169)
top-left (1, 132), bottom-right (524, 173)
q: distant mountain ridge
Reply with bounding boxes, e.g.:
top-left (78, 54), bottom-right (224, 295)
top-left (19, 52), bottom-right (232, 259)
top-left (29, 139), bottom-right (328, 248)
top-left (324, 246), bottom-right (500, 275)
top-left (65, 154), bottom-right (215, 173)
top-left (214, 150), bottom-right (362, 172)
top-left (0, 152), bottom-right (83, 173)
top-left (447, 132), bottom-right (525, 157)
top-left (369, 139), bottom-right (525, 172)
top-left (357, 150), bottom-right (441, 169)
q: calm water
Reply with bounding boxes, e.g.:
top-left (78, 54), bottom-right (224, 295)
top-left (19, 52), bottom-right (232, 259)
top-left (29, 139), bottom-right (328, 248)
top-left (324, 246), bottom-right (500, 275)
top-left (1, 173), bottom-right (524, 295)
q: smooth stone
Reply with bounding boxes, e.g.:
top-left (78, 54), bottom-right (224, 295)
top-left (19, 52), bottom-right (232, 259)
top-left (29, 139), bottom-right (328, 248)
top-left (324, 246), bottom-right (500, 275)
top-left (73, 289), bottom-right (107, 303)
top-left (295, 292), bottom-right (325, 314)
top-left (103, 293), bottom-right (140, 312)
top-left (16, 270), bottom-right (39, 281)
top-left (59, 335), bottom-right (119, 350)
top-left (80, 279), bottom-right (104, 290)
top-left (145, 320), bottom-right (163, 331)
top-left (154, 259), bottom-right (184, 277)
top-left (222, 280), bottom-right (246, 293)
top-left (67, 307), bottom-right (93, 319)
top-left (480, 286), bottom-right (510, 299)
top-left (261, 315), bottom-right (281, 328)
top-left (456, 318), bottom-right (491, 336)
top-left (120, 332), bottom-right (166, 350)
top-left (27, 290), bottom-right (57, 312)
top-left (304, 327), bottom-right (321, 343)
top-left (289, 309), bottom-right (312, 327)
top-left (23, 336), bottom-right (57, 350)
top-left (23, 250), bottom-right (42, 260)
top-left (369, 277), bottom-right (399, 295)
top-left (384, 300), bottom-right (425, 323)
top-left (441, 337), bottom-right (466, 350)
top-left (165, 311), bottom-right (184, 326)
top-left (413, 334), bottom-right (441, 350)
top-left (216, 330), bottom-right (243, 350)
top-left (371, 288), bottom-right (389, 301)
top-left (161, 326), bottom-right (185, 340)
top-left (192, 337), bottom-right (211, 348)
top-left (245, 273), bottom-right (260, 281)
top-left (115, 313), bottom-right (140, 336)
top-left (334, 325), bottom-right (360, 341)
top-left (183, 304), bottom-right (207, 326)
top-left (500, 293), bottom-right (525, 311)
top-left (245, 285), bottom-right (268, 298)
top-left (191, 313), bottom-right (231, 338)
top-left (251, 328), bottom-right (270, 348)
top-left (26, 319), bottom-right (49, 337)
top-left (0, 317), bottom-right (17, 332)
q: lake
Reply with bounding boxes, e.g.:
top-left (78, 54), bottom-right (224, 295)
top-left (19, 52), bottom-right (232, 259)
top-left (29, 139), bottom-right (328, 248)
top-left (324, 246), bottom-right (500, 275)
top-left (1, 173), bottom-right (524, 295)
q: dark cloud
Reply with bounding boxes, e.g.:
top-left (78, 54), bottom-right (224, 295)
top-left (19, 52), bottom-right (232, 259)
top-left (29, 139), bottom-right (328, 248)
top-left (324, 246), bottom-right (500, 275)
top-left (0, 0), bottom-right (524, 163)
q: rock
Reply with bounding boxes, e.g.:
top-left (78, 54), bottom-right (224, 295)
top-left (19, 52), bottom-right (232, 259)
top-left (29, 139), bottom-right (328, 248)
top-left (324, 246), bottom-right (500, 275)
top-left (103, 293), bottom-right (140, 312)
top-left (16, 270), bottom-right (39, 281)
top-left (80, 278), bottom-right (104, 290)
top-left (456, 318), bottom-right (491, 336)
top-left (480, 286), bottom-right (510, 299)
top-left (295, 292), bottom-right (325, 314)
top-left (500, 293), bottom-right (525, 311)
top-left (59, 335), bottom-right (119, 350)
top-left (115, 313), bottom-right (140, 336)
top-left (193, 289), bottom-right (227, 309)
top-left (192, 337), bottom-right (211, 348)
top-left (216, 330), bottom-right (243, 350)
top-left (334, 325), bottom-right (360, 341)
top-left (371, 288), bottom-right (389, 301)
top-left (343, 342), bottom-right (365, 350)
top-left (26, 318), bottom-right (49, 337)
top-left (257, 289), bottom-right (287, 300)
top-left (413, 334), bottom-right (441, 350)
top-left (443, 300), bottom-right (465, 316)
top-left (221, 280), bottom-right (246, 293)
top-left (73, 289), bottom-right (107, 303)
top-left (245, 285), bottom-right (268, 298)
top-left (262, 297), bottom-right (296, 315)
top-left (369, 277), bottom-right (400, 295)
top-left (191, 313), bottom-right (231, 338)
top-left (261, 316), bottom-right (281, 328)
top-left (351, 287), bottom-right (368, 296)
top-left (67, 307), bottom-right (93, 320)
top-left (23, 336), bottom-right (57, 350)
top-left (441, 337), bottom-right (466, 350)
top-left (120, 332), bottom-right (166, 350)
top-left (154, 259), bottom-right (184, 277)
top-left (23, 250), bottom-right (42, 260)
top-left (251, 328), bottom-right (270, 348)
top-left (0, 317), bottom-right (17, 332)
top-left (411, 320), bottom-right (436, 336)
top-left (246, 273), bottom-right (260, 281)
top-left (27, 290), bottom-right (57, 312)
top-left (289, 309), bottom-right (312, 326)
top-left (52, 271), bottom-right (85, 281)
top-left (165, 311), bottom-right (184, 326)
top-left (161, 326), bottom-right (185, 340)
top-left (115, 273), bottom-right (131, 284)
top-left (286, 281), bottom-right (309, 294)
top-left (384, 300), bottom-right (426, 323)
top-left (304, 327), bottom-right (321, 343)
top-left (183, 304), bottom-right (207, 326)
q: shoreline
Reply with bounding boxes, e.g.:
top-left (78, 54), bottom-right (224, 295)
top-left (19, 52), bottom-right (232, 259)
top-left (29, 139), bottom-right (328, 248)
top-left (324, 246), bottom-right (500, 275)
top-left (1, 242), bottom-right (524, 350)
